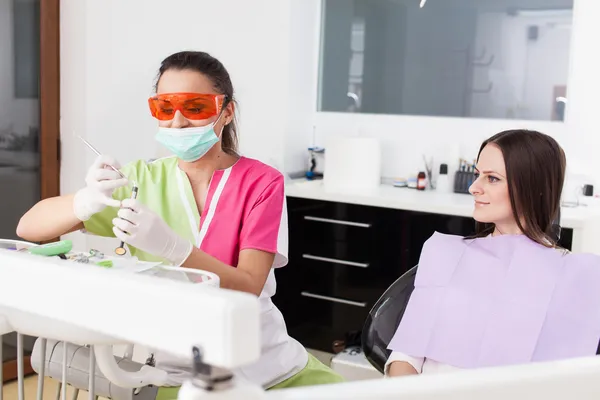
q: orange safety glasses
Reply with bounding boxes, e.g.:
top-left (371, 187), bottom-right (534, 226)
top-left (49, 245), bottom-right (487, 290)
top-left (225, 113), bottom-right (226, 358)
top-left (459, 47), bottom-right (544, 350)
top-left (148, 93), bottom-right (227, 121)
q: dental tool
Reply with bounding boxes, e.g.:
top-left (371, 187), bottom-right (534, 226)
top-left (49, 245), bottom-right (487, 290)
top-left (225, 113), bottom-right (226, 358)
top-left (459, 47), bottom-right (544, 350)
top-left (78, 135), bottom-right (139, 256)
top-left (114, 185), bottom-right (138, 256)
top-left (78, 135), bottom-right (126, 179)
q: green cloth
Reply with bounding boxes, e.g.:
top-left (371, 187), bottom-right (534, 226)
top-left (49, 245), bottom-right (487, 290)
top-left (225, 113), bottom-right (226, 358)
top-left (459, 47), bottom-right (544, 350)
top-left (83, 157), bottom-right (198, 262)
top-left (155, 353), bottom-right (344, 399)
top-left (268, 353), bottom-right (345, 389)
top-left (155, 386), bottom-right (179, 400)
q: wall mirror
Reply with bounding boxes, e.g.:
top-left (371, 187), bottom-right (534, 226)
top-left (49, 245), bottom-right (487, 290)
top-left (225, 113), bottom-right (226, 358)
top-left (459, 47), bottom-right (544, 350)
top-left (318, 0), bottom-right (573, 121)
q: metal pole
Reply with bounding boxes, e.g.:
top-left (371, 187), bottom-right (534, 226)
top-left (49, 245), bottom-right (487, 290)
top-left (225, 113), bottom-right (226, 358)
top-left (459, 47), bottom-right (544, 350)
top-left (55, 382), bottom-right (62, 400)
top-left (17, 334), bottom-right (24, 400)
top-left (62, 342), bottom-right (67, 400)
top-left (36, 338), bottom-right (47, 400)
top-left (88, 345), bottom-right (96, 400)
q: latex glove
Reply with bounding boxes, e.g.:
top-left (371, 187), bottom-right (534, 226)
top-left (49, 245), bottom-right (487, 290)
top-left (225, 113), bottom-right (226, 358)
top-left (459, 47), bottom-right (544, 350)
top-left (112, 198), bottom-right (193, 266)
top-left (73, 155), bottom-right (129, 221)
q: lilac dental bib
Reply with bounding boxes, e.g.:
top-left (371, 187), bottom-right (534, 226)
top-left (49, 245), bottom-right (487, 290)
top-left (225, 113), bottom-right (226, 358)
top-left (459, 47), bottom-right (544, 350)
top-left (388, 232), bottom-right (600, 368)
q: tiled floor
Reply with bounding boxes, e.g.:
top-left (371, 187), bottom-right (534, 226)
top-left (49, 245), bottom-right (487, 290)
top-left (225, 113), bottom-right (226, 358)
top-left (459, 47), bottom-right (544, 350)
top-left (3, 376), bottom-right (108, 400)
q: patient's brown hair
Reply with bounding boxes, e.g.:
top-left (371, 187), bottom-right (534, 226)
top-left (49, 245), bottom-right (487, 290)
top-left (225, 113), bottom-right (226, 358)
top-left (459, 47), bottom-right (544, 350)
top-left (471, 129), bottom-right (566, 247)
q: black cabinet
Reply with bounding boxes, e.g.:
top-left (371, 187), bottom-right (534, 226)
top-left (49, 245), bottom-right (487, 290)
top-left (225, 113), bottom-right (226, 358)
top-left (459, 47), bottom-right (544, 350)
top-left (273, 197), bottom-right (574, 353)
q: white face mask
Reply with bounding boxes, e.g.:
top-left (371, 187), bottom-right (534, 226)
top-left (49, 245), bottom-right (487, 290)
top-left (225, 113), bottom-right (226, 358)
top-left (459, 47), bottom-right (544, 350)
top-left (155, 114), bottom-right (224, 162)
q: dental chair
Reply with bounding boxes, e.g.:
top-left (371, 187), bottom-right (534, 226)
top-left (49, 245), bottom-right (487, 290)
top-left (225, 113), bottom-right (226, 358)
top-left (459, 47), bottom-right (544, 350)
top-left (361, 212), bottom-right (575, 373)
top-left (0, 238), bottom-right (219, 400)
top-left (4, 237), bottom-right (600, 399)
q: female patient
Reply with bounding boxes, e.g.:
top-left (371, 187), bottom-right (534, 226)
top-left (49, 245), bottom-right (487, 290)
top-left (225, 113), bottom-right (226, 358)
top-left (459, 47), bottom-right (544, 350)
top-left (387, 129), bottom-right (600, 377)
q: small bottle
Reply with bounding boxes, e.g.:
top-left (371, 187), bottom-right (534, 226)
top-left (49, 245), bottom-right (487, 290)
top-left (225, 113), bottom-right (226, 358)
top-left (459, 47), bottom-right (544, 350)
top-left (436, 163), bottom-right (450, 193)
top-left (417, 171), bottom-right (427, 191)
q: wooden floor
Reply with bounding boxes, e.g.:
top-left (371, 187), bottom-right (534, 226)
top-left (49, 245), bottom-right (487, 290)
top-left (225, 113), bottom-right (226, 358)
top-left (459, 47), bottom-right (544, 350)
top-left (2, 375), bottom-right (108, 400)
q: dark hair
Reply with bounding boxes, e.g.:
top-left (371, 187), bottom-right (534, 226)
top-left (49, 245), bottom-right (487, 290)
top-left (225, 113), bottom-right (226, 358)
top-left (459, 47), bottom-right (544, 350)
top-left (155, 51), bottom-right (238, 155)
top-left (470, 129), bottom-right (566, 247)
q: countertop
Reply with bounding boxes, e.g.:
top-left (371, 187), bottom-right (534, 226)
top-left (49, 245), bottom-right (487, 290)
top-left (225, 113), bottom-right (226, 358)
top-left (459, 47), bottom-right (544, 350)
top-left (285, 179), bottom-right (600, 230)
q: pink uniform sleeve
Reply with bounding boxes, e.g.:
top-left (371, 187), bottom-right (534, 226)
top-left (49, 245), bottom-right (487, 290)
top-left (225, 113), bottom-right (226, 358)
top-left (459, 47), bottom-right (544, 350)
top-left (239, 175), bottom-right (288, 267)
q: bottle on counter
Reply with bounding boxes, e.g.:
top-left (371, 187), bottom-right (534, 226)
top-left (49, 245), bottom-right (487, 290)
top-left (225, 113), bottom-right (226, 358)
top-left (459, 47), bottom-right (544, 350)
top-left (417, 171), bottom-right (427, 191)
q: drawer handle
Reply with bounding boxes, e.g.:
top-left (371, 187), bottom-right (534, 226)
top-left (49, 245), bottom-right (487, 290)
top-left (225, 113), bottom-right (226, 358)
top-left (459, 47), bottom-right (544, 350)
top-left (304, 216), bottom-right (371, 228)
top-left (301, 291), bottom-right (367, 308)
top-left (302, 254), bottom-right (370, 268)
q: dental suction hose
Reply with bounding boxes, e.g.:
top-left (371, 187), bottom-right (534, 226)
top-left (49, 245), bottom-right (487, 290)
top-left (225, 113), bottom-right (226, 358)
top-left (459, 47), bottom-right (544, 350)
top-left (94, 345), bottom-right (168, 388)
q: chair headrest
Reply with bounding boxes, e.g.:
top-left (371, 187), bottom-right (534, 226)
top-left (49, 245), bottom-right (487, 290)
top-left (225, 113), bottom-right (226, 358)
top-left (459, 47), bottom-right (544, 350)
top-left (550, 208), bottom-right (561, 242)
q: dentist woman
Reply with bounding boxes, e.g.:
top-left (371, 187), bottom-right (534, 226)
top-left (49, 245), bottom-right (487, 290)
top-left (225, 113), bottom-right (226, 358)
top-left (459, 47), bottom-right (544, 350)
top-left (17, 51), bottom-right (344, 399)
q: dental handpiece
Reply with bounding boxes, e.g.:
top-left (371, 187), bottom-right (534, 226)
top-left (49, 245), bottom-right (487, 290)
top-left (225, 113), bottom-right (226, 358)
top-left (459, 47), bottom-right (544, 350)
top-left (115, 185), bottom-right (138, 256)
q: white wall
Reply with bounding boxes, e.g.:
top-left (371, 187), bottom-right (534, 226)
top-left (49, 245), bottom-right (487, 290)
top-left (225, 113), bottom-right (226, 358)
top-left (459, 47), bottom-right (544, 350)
top-left (285, 0), bottom-right (322, 175)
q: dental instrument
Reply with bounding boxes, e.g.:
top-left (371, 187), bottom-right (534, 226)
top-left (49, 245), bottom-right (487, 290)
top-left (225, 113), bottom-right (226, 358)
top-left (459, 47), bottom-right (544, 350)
top-left (78, 135), bottom-right (139, 255)
top-left (78, 135), bottom-right (126, 179)
top-left (2, 248), bottom-right (600, 399)
top-left (114, 185), bottom-right (138, 256)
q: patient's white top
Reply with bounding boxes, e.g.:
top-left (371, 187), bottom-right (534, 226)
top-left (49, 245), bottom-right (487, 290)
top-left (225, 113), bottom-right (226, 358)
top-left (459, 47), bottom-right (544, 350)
top-left (385, 351), bottom-right (461, 375)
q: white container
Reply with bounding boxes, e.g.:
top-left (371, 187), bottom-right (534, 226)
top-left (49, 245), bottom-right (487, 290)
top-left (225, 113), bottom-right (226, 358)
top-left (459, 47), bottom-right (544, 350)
top-left (435, 163), bottom-right (452, 193)
top-left (436, 174), bottom-right (451, 193)
top-left (324, 136), bottom-right (381, 194)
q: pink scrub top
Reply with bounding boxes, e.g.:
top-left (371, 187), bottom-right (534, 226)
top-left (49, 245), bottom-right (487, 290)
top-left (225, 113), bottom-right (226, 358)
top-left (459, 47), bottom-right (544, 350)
top-left (83, 155), bottom-right (307, 388)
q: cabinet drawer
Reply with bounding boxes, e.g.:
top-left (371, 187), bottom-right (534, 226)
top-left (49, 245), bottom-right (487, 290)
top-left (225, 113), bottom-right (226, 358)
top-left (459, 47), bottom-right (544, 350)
top-left (297, 258), bottom-right (395, 306)
top-left (273, 262), bottom-right (376, 336)
top-left (301, 214), bottom-right (374, 248)
top-left (288, 197), bottom-right (377, 225)
top-left (289, 198), bottom-right (378, 247)
top-left (285, 292), bottom-right (369, 353)
top-left (299, 246), bottom-right (372, 270)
